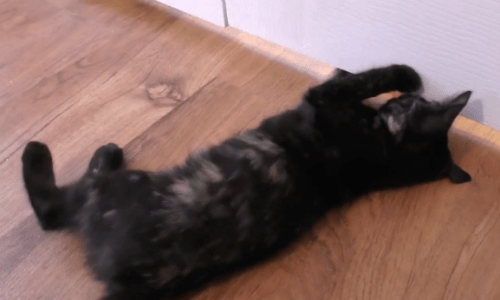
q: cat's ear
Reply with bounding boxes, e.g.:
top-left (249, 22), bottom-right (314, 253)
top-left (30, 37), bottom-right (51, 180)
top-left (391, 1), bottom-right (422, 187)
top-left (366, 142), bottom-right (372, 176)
top-left (421, 91), bottom-right (472, 132)
top-left (332, 68), bottom-right (352, 80)
top-left (448, 162), bottom-right (472, 183)
top-left (441, 91), bottom-right (472, 127)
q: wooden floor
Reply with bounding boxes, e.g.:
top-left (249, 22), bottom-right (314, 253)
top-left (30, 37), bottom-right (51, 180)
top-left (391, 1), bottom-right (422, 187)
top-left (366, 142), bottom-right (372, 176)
top-left (1, 0), bottom-right (500, 299)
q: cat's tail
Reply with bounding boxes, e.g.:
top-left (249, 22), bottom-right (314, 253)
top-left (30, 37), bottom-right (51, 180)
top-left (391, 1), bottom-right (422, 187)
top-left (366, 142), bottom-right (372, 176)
top-left (22, 141), bottom-right (68, 230)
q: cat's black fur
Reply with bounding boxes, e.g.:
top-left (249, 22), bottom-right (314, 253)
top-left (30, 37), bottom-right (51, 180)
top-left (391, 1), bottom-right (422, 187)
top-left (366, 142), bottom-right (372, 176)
top-left (22, 65), bottom-right (471, 300)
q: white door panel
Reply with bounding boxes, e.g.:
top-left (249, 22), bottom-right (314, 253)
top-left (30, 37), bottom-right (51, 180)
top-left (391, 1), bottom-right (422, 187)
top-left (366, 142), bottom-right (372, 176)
top-left (226, 0), bottom-right (500, 129)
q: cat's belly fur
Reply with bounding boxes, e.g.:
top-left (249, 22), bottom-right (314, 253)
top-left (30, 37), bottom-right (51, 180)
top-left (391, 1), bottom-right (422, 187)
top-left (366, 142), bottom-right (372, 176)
top-left (77, 131), bottom-right (309, 290)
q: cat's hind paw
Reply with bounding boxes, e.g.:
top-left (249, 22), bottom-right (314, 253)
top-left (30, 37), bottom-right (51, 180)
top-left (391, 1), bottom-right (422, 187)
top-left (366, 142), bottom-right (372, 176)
top-left (22, 141), bottom-right (53, 174)
top-left (88, 143), bottom-right (124, 174)
top-left (22, 141), bottom-right (66, 230)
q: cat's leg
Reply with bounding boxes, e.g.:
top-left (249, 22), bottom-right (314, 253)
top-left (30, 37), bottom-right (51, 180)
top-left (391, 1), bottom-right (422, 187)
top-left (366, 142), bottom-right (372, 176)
top-left (306, 64), bottom-right (422, 105)
top-left (87, 143), bottom-right (124, 175)
top-left (22, 142), bottom-right (122, 230)
top-left (22, 142), bottom-right (67, 230)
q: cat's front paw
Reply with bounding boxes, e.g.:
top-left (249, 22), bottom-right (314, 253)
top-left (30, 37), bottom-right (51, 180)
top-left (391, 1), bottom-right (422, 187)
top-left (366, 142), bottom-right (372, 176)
top-left (390, 64), bottom-right (422, 93)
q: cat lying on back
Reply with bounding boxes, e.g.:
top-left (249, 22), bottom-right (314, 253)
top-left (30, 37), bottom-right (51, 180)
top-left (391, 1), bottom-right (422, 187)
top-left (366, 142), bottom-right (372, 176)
top-left (22, 65), bottom-right (471, 300)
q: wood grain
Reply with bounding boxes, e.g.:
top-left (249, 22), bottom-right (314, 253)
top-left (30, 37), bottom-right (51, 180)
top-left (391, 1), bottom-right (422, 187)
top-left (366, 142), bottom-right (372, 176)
top-left (1, 0), bottom-right (500, 299)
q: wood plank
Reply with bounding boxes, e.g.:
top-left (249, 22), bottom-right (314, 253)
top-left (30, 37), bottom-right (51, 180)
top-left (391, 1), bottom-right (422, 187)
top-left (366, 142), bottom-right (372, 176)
top-left (0, 1), bottom-right (179, 239)
top-left (2, 0), bottom-right (500, 299)
top-left (125, 60), bottom-right (318, 170)
top-left (0, 4), bottom-right (177, 163)
top-left (2, 230), bottom-right (105, 299)
top-left (0, 79), bottom-right (239, 299)
top-left (0, 3), bottom-right (314, 298)
top-left (0, 11), bottom-right (244, 240)
top-left (0, 0), bottom-right (160, 101)
top-left (0, 0), bottom-right (278, 239)
top-left (0, 65), bottom-right (314, 298)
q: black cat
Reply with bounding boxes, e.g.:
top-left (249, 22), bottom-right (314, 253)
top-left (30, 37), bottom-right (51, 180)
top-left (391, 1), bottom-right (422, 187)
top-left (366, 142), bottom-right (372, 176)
top-left (21, 65), bottom-right (471, 300)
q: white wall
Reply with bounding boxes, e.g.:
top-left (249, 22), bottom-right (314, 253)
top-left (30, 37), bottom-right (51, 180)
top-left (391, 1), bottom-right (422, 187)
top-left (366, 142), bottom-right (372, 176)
top-left (226, 0), bottom-right (500, 129)
top-left (156, 0), bottom-right (227, 27)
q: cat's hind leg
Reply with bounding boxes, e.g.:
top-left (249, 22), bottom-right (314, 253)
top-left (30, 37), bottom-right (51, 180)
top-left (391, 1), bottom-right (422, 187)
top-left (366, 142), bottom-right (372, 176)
top-left (22, 142), bottom-right (123, 230)
top-left (22, 142), bottom-right (67, 230)
top-left (87, 143), bottom-right (124, 175)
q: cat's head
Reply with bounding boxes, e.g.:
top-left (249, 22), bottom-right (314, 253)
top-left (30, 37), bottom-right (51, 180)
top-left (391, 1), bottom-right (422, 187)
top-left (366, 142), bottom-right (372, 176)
top-left (378, 91), bottom-right (472, 184)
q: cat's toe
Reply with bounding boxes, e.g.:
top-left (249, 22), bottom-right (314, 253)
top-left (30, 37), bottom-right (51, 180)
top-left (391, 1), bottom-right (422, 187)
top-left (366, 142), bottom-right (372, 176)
top-left (391, 64), bottom-right (422, 93)
top-left (22, 141), bottom-right (52, 171)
